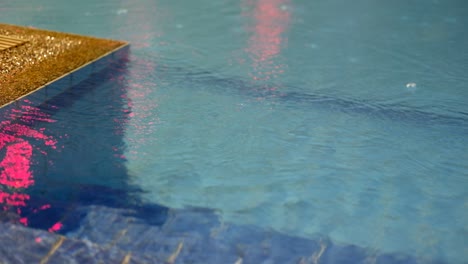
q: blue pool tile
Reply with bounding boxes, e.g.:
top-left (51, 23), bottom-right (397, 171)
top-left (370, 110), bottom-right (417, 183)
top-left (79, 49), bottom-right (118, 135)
top-left (376, 253), bottom-right (418, 264)
top-left (0, 227), bottom-right (55, 263)
top-left (0, 204), bottom-right (452, 263)
top-left (112, 44), bottom-right (130, 60)
top-left (93, 53), bottom-right (113, 73)
top-left (70, 62), bottom-right (94, 87)
top-left (320, 243), bottom-right (370, 264)
top-left (45, 74), bottom-right (72, 100)
top-left (0, 101), bottom-right (17, 120)
top-left (267, 234), bottom-right (323, 263)
top-left (19, 86), bottom-right (47, 107)
top-left (162, 207), bottom-right (221, 234)
top-left (0, 221), bottom-right (151, 264)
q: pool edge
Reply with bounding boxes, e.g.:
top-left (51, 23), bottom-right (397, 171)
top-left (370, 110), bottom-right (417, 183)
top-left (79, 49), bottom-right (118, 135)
top-left (0, 43), bottom-right (130, 120)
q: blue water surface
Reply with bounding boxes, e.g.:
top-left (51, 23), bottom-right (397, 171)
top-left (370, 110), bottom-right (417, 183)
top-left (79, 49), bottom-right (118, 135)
top-left (1, 0), bottom-right (467, 263)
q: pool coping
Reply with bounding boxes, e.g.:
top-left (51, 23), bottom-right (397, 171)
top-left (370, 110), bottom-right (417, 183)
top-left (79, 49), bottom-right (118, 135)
top-left (0, 42), bottom-right (129, 121)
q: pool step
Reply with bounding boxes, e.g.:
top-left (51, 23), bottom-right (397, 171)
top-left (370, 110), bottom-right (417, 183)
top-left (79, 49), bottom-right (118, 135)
top-left (0, 205), bottom-right (434, 264)
top-left (0, 221), bottom-right (148, 264)
top-left (66, 205), bottom-right (424, 264)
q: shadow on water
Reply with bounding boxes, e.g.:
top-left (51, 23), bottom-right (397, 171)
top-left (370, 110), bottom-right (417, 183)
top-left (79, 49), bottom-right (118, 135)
top-left (0, 58), bottom-right (168, 234)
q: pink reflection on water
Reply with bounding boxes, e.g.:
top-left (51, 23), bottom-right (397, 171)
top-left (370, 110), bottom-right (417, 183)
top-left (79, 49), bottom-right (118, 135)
top-left (116, 0), bottom-right (162, 49)
top-left (244, 0), bottom-right (291, 82)
top-left (0, 140), bottom-right (34, 188)
top-left (0, 192), bottom-right (30, 207)
top-left (0, 103), bottom-right (61, 232)
top-left (48, 221), bottom-right (63, 232)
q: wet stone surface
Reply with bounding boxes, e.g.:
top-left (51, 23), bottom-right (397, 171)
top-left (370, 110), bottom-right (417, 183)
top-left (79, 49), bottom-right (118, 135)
top-left (0, 205), bottom-right (439, 264)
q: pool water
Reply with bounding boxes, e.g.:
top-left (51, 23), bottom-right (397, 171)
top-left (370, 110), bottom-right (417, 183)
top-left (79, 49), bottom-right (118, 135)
top-left (1, 0), bottom-right (467, 263)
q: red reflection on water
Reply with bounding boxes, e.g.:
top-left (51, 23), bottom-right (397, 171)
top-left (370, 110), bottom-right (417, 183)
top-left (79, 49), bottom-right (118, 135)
top-left (0, 103), bottom-right (61, 232)
top-left (245, 0), bottom-right (291, 82)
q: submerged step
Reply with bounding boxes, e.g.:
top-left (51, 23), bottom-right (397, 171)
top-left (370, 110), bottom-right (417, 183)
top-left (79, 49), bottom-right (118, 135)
top-left (0, 221), bottom-right (148, 264)
top-left (0, 204), bottom-right (429, 264)
top-left (0, 23), bottom-right (129, 111)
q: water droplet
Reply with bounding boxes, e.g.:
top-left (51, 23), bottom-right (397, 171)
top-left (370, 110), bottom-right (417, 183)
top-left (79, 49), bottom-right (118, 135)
top-left (406, 82), bottom-right (417, 93)
top-left (116, 9), bottom-right (128, 15)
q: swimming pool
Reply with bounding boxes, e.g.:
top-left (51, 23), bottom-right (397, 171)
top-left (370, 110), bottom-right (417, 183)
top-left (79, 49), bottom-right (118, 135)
top-left (1, 0), bottom-right (467, 263)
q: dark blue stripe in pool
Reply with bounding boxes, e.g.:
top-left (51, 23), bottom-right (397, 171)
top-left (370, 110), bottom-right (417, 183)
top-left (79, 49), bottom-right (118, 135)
top-left (0, 60), bottom-right (454, 264)
top-left (175, 65), bottom-right (468, 128)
